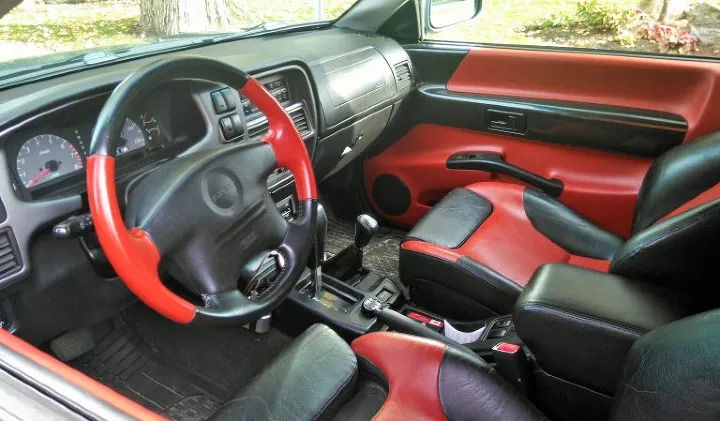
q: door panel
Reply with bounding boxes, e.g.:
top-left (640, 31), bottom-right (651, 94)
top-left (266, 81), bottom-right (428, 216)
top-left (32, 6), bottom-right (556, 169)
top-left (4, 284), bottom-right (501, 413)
top-left (447, 48), bottom-right (720, 141)
top-left (365, 124), bottom-right (650, 237)
top-left (364, 47), bottom-right (720, 237)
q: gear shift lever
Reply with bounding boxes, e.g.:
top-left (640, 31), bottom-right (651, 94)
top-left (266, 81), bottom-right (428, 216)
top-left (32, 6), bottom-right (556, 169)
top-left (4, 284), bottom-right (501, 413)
top-left (308, 204), bottom-right (328, 299)
top-left (324, 214), bottom-right (378, 281)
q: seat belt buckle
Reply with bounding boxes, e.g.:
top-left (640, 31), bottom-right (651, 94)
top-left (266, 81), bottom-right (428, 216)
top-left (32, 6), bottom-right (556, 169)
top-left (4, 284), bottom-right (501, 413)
top-left (492, 342), bottom-right (530, 393)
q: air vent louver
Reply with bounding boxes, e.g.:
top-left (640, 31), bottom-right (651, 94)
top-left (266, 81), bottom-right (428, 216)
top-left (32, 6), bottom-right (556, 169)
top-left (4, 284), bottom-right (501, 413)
top-left (289, 106), bottom-right (312, 138)
top-left (247, 104), bottom-right (311, 140)
top-left (0, 228), bottom-right (21, 280)
top-left (248, 121), bottom-right (269, 139)
top-left (393, 61), bottom-right (413, 90)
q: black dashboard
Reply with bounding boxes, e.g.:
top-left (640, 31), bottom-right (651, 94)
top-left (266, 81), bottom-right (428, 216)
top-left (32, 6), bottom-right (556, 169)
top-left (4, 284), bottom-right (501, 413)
top-left (4, 69), bottom-right (316, 201)
top-left (0, 26), bottom-right (413, 337)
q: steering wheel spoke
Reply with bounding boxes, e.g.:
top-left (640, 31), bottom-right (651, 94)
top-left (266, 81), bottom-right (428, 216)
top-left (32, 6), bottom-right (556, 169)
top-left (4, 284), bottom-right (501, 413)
top-left (87, 57), bottom-right (317, 325)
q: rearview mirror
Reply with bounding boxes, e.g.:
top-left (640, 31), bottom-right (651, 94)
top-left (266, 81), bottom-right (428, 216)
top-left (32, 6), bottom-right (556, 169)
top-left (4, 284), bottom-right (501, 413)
top-left (427, 0), bottom-right (482, 30)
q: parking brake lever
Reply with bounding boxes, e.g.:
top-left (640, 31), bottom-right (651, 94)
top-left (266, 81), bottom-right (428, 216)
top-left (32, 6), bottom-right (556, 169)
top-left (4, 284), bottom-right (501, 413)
top-left (362, 298), bottom-right (477, 358)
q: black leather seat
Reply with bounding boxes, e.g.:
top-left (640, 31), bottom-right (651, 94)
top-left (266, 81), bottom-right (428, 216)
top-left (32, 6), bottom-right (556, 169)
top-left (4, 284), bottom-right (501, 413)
top-left (213, 318), bottom-right (720, 421)
top-left (400, 132), bottom-right (720, 319)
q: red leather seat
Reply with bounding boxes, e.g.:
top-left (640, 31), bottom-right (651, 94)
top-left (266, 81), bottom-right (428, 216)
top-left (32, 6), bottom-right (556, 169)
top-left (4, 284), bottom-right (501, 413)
top-left (400, 133), bottom-right (720, 319)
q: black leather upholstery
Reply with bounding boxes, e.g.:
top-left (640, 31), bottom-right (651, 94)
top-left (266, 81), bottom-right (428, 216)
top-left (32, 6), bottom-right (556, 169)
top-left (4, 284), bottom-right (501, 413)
top-left (633, 131), bottom-right (720, 232)
top-left (400, 249), bottom-right (520, 319)
top-left (610, 310), bottom-right (720, 421)
top-left (438, 346), bottom-right (548, 421)
top-left (523, 189), bottom-right (623, 259)
top-left (514, 264), bottom-right (692, 395)
top-left (212, 324), bottom-right (357, 421)
top-left (406, 188), bottom-right (492, 248)
top-left (611, 199), bottom-right (720, 301)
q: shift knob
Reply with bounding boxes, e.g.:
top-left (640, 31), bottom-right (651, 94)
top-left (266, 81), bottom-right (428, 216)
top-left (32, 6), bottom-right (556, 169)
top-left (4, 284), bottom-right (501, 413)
top-left (354, 214), bottom-right (378, 249)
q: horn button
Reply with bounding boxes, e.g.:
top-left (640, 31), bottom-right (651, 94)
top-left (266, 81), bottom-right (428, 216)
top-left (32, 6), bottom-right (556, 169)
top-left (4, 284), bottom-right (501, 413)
top-left (204, 169), bottom-right (242, 213)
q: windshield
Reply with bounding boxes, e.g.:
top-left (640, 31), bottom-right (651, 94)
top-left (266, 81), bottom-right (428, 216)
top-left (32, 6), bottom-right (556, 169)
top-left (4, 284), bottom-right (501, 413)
top-left (0, 0), bottom-right (358, 85)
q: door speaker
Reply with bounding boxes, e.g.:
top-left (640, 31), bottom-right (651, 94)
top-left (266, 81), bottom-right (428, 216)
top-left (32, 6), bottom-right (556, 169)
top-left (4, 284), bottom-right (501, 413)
top-left (372, 174), bottom-right (410, 216)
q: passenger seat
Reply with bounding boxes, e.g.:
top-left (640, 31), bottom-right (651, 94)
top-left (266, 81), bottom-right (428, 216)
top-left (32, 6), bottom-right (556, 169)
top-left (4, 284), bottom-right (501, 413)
top-left (400, 132), bottom-right (720, 319)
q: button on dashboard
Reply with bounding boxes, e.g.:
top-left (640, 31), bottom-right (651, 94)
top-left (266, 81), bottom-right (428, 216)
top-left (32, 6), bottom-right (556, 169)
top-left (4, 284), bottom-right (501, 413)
top-left (211, 91), bottom-right (228, 114)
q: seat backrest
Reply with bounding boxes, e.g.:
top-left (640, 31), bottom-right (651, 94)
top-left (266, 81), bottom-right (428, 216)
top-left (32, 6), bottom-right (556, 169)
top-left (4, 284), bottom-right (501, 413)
top-left (610, 310), bottom-right (720, 421)
top-left (633, 132), bottom-right (720, 233)
top-left (609, 133), bottom-right (720, 300)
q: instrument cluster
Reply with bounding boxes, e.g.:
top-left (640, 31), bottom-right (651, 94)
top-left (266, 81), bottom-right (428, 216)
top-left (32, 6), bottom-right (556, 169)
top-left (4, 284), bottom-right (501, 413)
top-left (5, 84), bottom-right (205, 200)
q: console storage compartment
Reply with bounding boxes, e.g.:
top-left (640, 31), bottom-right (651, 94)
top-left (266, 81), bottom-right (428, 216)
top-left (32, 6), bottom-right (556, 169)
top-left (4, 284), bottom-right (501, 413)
top-left (514, 264), bottom-right (692, 396)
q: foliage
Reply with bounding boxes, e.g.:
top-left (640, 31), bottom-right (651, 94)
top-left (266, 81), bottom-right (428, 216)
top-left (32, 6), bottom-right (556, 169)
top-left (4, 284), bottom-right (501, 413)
top-left (525, 0), bottom-right (637, 34)
top-left (636, 20), bottom-right (700, 54)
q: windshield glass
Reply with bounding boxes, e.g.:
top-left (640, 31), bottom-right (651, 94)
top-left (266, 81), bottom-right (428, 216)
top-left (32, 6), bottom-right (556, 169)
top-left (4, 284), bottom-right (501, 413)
top-left (0, 0), bottom-right (357, 83)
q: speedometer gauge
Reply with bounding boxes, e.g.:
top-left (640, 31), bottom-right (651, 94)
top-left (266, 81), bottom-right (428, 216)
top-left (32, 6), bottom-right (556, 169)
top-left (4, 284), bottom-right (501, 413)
top-left (16, 134), bottom-right (83, 188)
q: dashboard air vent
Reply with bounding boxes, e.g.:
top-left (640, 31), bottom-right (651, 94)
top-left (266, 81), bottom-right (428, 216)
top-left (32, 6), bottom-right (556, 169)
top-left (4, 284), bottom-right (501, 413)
top-left (0, 228), bottom-right (21, 280)
top-left (393, 61), bottom-right (413, 90)
top-left (289, 106), bottom-right (312, 138)
top-left (248, 121), bottom-right (269, 139)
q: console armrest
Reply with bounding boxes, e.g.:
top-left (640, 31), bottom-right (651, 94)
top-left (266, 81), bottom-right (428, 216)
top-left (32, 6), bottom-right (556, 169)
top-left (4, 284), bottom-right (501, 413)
top-left (514, 264), bottom-right (691, 395)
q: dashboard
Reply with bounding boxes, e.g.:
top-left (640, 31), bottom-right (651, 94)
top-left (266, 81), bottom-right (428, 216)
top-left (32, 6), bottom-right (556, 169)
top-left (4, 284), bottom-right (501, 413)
top-left (4, 72), bottom-right (314, 201)
top-left (0, 26), bottom-right (413, 340)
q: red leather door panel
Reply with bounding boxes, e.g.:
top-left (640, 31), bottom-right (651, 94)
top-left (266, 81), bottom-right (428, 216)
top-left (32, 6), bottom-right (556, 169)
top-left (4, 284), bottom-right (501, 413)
top-left (365, 124), bottom-right (650, 237)
top-left (365, 47), bottom-right (720, 237)
top-left (448, 48), bottom-right (720, 141)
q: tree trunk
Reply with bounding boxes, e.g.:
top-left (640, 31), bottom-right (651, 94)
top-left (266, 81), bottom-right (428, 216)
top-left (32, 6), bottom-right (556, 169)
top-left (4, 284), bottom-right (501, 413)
top-left (140, 0), bottom-right (229, 36)
top-left (0, 0), bottom-right (22, 20)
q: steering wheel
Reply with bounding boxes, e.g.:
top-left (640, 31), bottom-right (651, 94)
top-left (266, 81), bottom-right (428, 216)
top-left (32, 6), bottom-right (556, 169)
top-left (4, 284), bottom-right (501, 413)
top-left (86, 57), bottom-right (317, 325)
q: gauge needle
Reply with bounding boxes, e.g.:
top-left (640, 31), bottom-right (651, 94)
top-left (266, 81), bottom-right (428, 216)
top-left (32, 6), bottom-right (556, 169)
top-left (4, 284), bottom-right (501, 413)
top-left (27, 168), bottom-right (51, 187)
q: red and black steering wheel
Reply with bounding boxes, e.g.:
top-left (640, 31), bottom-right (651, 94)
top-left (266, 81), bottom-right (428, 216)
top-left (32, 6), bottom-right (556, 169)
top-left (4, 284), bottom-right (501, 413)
top-left (86, 57), bottom-right (317, 325)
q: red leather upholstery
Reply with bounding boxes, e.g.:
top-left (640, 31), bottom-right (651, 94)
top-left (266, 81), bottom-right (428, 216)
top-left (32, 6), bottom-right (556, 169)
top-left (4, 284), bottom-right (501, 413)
top-left (352, 332), bottom-right (448, 421)
top-left (403, 182), bottom-right (611, 287)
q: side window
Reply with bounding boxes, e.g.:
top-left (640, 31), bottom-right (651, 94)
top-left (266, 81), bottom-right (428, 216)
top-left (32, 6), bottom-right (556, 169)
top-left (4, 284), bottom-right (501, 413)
top-left (427, 0), bottom-right (720, 59)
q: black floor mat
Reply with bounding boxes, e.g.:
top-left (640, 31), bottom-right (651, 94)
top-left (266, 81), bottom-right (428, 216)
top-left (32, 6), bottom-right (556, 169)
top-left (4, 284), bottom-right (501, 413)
top-left (326, 215), bottom-right (405, 282)
top-left (71, 305), bottom-right (293, 420)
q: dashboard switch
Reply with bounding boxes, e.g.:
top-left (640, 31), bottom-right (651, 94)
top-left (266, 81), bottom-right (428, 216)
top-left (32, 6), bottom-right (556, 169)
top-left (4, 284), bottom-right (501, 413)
top-left (219, 116), bottom-right (237, 141)
top-left (220, 88), bottom-right (236, 111)
top-left (211, 91), bottom-right (228, 114)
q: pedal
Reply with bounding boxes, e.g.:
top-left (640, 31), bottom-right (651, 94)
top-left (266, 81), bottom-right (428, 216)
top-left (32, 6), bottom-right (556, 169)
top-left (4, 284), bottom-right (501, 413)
top-left (50, 328), bottom-right (95, 361)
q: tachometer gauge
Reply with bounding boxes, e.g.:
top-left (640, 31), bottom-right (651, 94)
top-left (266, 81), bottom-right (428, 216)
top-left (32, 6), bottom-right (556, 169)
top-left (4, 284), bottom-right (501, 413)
top-left (116, 119), bottom-right (146, 155)
top-left (16, 134), bottom-right (83, 188)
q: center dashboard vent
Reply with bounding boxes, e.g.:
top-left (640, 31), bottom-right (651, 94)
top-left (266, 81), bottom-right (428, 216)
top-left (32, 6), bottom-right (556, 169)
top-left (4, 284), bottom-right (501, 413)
top-left (247, 103), bottom-right (312, 140)
top-left (289, 106), bottom-right (312, 138)
top-left (393, 61), bottom-right (413, 90)
top-left (0, 228), bottom-right (21, 280)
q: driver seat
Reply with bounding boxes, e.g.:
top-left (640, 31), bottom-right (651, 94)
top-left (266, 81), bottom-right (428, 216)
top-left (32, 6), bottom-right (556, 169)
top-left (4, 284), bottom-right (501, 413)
top-left (213, 317), bottom-right (720, 421)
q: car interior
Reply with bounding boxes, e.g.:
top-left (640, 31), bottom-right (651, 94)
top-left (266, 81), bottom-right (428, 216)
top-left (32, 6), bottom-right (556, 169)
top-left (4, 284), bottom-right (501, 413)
top-left (1, 0), bottom-right (720, 420)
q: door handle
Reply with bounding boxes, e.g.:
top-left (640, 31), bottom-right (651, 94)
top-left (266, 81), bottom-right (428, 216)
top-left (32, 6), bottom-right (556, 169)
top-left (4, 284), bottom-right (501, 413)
top-left (486, 109), bottom-right (526, 135)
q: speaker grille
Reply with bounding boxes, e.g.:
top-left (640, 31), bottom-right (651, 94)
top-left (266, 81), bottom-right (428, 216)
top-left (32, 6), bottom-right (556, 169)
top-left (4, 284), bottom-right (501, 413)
top-left (372, 174), bottom-right (410, 216)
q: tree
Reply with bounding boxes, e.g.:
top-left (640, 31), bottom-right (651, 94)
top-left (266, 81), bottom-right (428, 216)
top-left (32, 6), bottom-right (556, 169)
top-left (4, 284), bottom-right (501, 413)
top-left (139, 0), bottom-right (230, 36)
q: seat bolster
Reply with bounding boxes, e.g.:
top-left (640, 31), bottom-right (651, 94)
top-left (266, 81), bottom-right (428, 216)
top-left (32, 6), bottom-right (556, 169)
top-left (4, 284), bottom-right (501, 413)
top-left (352, 332), bottom-right (546, 421)
top-left (212, 324), bottom-right (357, 421)
top-left (523, 189), bottom-right (624, 259)
top-left (610, 200), bottom-right (720, 299)
top-left (400, 247), bottom-right (521, 317)
top-left (439, 347), bottom-right (548, 421)
top-left (406, 188), bottom-right (492, 248)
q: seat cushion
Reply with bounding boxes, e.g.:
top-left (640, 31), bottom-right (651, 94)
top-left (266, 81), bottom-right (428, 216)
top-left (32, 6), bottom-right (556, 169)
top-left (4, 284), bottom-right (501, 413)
top-left (212, 324), bottom-right (357, 421)
top-left (400, 182), bottom-right (623, 317)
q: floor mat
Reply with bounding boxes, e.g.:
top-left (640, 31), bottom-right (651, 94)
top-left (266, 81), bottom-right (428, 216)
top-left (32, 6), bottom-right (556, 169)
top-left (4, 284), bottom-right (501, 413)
top-left (71, 324), bottom-right (222, 421)
top-left (326, 215), bottom-right (405, 282)
top-left (71, 305), bottom-right (293, 420)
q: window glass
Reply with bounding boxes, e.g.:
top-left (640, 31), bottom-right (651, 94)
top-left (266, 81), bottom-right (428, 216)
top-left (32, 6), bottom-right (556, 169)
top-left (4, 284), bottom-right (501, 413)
top-left (427, 0), bottom-right (720, 58)
top-left (0, 0), bottom-right (358, 63)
